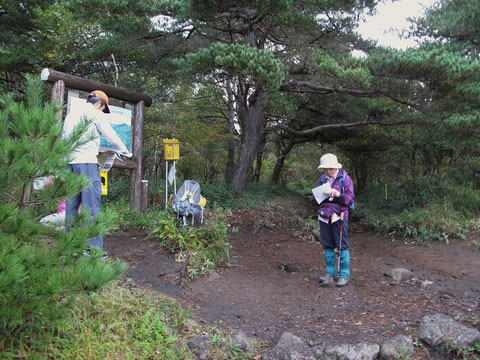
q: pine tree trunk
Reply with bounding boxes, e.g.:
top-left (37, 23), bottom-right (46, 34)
top-left (252, 134), bottom-right (266, 182)
top-left (229, 92), bottom-right (265, 193)
top-left (225, 79), bottom-right (235, 184)
top-left (271, 138), bottom-right (295, 184)
top-left (19, 183), bottom-right (32, 211)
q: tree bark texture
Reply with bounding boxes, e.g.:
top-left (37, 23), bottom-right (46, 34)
top-left (229, 91), bottom-right (265, 193)
top-left (271, 138), bottom-right (295, 184)
top-left (130, 100), bottom-right (145, 210)
top-left (225, 79), bottom-right (236, 184)
top-left (51, 80), bottom-right (65, 123)
top-left (252, 133), bottom-right (266, 182)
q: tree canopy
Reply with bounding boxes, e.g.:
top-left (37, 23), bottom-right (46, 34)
top-left (1, 0), bottom-right (480, 192)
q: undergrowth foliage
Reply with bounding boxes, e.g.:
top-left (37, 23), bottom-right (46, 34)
top-left (356, 177), bottom-right (480, 244)
top-left (153, 210), bottom-right (230, 280)
top-left (18, 284), bottom-right (192, 359)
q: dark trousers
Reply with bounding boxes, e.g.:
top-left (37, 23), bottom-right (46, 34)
top-left (319, 219), bottom-right (350, 278)
top-left (319, 219), bottom-right (349, 251)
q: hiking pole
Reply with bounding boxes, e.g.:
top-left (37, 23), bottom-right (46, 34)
top-left (337, 212), bottom-right (345, 278)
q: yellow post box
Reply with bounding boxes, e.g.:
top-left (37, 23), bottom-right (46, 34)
top-left (100, 171), bottom-right (108, 195)
top-left (163, 139), bottom-right (180, 160)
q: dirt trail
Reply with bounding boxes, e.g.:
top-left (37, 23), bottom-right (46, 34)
top-left (104, 202), bottom-right (480, 352)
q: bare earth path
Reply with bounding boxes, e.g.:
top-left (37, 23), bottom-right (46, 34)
top-left (104, 201), bottom-right (480, 355)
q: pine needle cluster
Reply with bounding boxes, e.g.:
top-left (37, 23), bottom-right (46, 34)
top-left (0, 75), bottom-right (127, 342)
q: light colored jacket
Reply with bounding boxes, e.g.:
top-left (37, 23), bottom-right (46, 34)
top-left (62, 103), bottom-right (129, 164)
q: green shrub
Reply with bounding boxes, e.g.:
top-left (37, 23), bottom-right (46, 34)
top-left (357, 177), bottom-right (480, 244)
top-left (0, 76), bottom-right (127, 341)
top-left (152, 211), bottom-right (230, 280)
top-left (202, 182), bottom-right (292, 209)
top-left (101, 173), bottom-right (132, 203)
top-left (104, 200), bottom-right (170, 230)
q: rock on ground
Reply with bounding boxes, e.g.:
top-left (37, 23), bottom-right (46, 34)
top-left (187, 335), bottom-right (211, 360)
top-left (261, 332), bottom-right (316, 360)
top-left (419, 313), bottom-right (480, 348)
top-left (231, 330), bottom-right (254, 353)
top-left (323, 343), bottom-right (380, 360)
top-left (384, 268), bottom-right (413, 283)
top-left (380, 335), bottom-right (414, 359)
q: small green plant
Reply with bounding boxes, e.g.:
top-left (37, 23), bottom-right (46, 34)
top-left (437, 338), bottom-right (480, 359)
top-left (467, 341), bottom-right (480, 359)
top-left (132, 309), bottom-right (185, 358)
top-left (152, 211), bottom-right (230, 280)
top-left (207, 327), bottom-right (255, 360)
top-left (468, 317), bottom-right (480, 326)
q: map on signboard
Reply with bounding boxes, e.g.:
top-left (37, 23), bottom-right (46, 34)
top-left (67, 95), bottom-right (132, 152)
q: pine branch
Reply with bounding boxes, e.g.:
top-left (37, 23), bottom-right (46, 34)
top-left (280, 80), bottom-right (428, 113)
top-left (266, 120), bottom-right (413, 137)
top-left (2, 192), bottom-right (20, 203)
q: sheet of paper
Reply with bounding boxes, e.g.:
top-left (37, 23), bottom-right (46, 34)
top-left (330, 212), bottom-right (340, 223)
top-left (312, 182), bottom-right (332, 204)
top-left (319, 212), bottom-right (341, 223)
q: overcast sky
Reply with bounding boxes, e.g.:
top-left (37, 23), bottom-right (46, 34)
top-left (356, 0), bottom-right (440, 50)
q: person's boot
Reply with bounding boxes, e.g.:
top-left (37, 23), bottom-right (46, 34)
top-left (335, 277), bottom-right (348, 287)
top-left (319, 274), bottom-right (334, 287)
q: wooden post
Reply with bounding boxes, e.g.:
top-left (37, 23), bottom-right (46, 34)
top-left (51, 80), bottom-right (65, 122)
top-left (131, 100), bottom-right (145, 210)
top-left (140, 180), bottom-right (149, 212)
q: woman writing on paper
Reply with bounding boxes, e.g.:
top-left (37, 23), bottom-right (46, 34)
top-left (314, 153), bottom-right (355, 287)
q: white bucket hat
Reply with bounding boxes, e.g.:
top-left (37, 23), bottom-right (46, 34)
top-left (317, 153), bottom-right (342, 169)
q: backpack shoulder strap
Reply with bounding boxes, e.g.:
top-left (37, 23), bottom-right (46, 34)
top-left (321, 174), bottom-right (326, 183)
top-left (339, 172), bottom-right (347, 193)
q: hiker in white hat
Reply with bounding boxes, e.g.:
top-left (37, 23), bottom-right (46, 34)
top-left (315, 153), bottom-right (355, 287)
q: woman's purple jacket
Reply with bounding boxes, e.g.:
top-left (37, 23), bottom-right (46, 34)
top-left (315, 169), bottom-right (355, 222)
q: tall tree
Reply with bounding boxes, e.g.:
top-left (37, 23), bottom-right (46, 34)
top-left (166, 0), bottom-right (386, 191)
top-left (361, 0), bottom-right (480, 180)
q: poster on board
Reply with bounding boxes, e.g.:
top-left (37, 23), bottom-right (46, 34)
top-left (67, 94), bottom-right (132, 152)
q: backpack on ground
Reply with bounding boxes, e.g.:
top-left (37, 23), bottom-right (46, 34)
top-left (173, 180), bottom-right (206, 225)
top-left (320, 172), bottom-right (355, 212)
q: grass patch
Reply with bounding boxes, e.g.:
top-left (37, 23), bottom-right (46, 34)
top-left (0, 282), bottom-right (255, 359)
top-left (104, 200), bottom-right (170, 231)
top-left (202, 182), bottom-right (295, 209)
top-left (356, 178), bottom-right (480, 244)
top-left (1, 283), bottom-right (191, 359)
